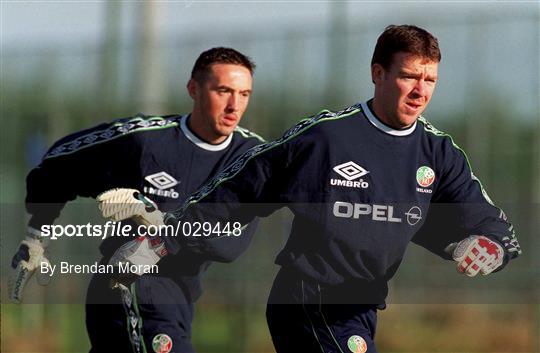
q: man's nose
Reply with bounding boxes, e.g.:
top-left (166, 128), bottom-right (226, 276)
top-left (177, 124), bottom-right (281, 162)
top-left (413, 79), bottom-right (428, 96)
top-left (227, 93), bottom-right (239, 111)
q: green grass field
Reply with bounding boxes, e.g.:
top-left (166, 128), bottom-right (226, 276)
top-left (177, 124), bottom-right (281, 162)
top-left (2, 303), bottom-right (538, 352)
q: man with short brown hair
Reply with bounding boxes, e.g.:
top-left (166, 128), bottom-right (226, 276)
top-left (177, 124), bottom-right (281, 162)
top-left (103, 26), bottom-right (521, 352)
top-left (10, 47), bottom-right (263, 353)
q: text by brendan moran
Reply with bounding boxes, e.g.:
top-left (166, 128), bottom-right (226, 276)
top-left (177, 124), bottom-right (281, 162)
top-left (40, 261), bottom-right (158, 276)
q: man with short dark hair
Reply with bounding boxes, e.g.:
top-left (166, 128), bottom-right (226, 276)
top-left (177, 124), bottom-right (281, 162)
top-left (103, 26), bottom-right (521, 352)
top-left (9, 47), bottom-right (263, 353)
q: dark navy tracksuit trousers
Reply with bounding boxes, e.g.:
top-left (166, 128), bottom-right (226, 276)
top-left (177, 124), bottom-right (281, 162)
top-left (266, 269), bottom-right (380, 353)
top-left (86, 272), bottom-right (195, 353)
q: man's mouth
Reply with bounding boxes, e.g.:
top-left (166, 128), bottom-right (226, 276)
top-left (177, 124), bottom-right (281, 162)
top-left (223, 115), bottom-right (238, 125)
top-left (405, 102), bottom-right (422, 111)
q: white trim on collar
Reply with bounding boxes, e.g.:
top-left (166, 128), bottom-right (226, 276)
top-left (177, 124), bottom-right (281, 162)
top-left (360, 101), bottom-right (417, 137)
top-left (180, 115), bottom-right (233, 151)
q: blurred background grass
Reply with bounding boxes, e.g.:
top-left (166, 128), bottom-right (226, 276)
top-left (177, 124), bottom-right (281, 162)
top-left (3, 303), bottom-right (538, 352)
top-left (1, 1), bottom-right (539, 352)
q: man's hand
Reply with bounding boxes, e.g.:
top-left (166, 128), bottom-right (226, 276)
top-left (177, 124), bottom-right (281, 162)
top-left (9, 229), bottom-right (52, 303)
top-left (108, 236), bottom-right (168, 287)
top-left (446, 235), bottom-right (505, 277)
top-left (97, 188), bottom-right (164, 226)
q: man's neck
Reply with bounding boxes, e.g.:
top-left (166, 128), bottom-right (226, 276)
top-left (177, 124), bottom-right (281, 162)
top-left (369, 98), bottom-right (393, 128)
top-left (187, 113), bottom-right (227, 145)
top-left (369, 98), bottom-right (413, 130)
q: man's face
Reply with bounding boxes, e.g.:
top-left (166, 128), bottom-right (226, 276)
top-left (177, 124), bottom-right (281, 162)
top-left (372, 52), bottom-right (438, 128)
top-left (188, 63), bottom-right (253, 143)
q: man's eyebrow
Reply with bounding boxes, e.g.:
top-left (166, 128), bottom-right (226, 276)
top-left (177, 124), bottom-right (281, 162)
top-left (215, 85), bottom-right (252, 93)
top-left (399, 70), bottom-right (421, 76)
top-left (399, 70), bottom-right (438, 80)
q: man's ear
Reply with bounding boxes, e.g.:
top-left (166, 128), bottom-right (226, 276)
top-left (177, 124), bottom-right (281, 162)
top-left (187, 79), bottom-right (198, 99)
top-left (371, 64), bottom-right (385, 85)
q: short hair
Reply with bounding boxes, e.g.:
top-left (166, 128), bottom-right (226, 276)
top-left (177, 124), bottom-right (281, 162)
top-left (371, 25), bottom-right (441, 69)
top-left (191, 47), bottom-right (256, 82)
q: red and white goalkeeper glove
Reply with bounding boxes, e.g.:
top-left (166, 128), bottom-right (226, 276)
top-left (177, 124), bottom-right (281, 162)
top-left (108, 235), bottom-right (168, 287)
top-left (97, 188), bottom-right (168, 286)
top-left (446, 235), bottom-right (505, 277)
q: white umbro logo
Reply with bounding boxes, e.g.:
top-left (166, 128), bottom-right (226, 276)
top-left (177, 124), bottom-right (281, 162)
top-left (145, 171), bottom-right (179, 190)
top-left (331, 162), bottom-right (370, 189)
top-left (333, 161), bottom-right (369, 181)
top-left (144, 172), bottom-right (180, 199)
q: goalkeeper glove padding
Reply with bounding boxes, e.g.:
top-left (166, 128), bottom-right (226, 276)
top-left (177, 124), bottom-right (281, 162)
top-left (446, 235), bottom-right (505, 277)
top-left (97, 188), bottom-right (164, 226)
top-left (9, 228), bottom-right (52, 303)
top-left (108, 235), bottom-right (168, 287)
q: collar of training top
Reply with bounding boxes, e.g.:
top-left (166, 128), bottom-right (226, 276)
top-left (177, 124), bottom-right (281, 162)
top-left (360, 101), bottom-right (417, 137)
top-left (180, 114), bottom-right (233, 151)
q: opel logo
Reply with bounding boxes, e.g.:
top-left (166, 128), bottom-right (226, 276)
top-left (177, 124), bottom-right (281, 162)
top-left (405, 206), bottom-right (422, 226)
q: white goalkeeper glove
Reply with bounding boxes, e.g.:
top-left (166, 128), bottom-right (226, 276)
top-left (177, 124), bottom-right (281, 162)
top-left (9, 227), bottom-right (52, 303)
top-left (97, 188), bottom-right (164, 226)
top-left (446, 235), bottom-right (505, 277)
